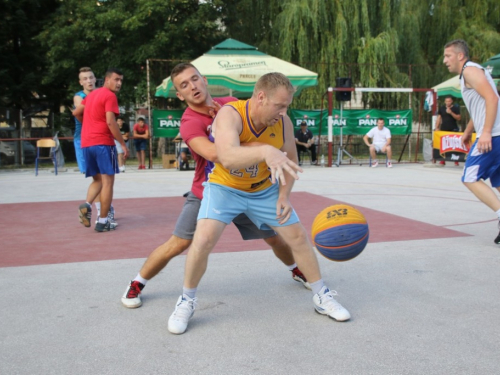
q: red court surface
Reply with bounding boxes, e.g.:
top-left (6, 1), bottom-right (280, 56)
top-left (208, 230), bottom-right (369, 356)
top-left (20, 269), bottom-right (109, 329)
top-left (0, 192), bottom-right (469, 267)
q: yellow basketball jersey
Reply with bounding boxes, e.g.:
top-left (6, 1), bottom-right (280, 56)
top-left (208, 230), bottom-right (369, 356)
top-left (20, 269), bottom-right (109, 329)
top-left (207, 99), bottom-right (284, 192)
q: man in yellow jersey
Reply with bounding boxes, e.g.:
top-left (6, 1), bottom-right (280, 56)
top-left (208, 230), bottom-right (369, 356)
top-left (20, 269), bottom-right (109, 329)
top-left (168, 72), bottom-right (351, 334)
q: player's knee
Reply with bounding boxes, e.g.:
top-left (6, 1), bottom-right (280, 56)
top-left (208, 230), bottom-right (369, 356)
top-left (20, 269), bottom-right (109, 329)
top-left (166, 235), bottom-right (191, 255)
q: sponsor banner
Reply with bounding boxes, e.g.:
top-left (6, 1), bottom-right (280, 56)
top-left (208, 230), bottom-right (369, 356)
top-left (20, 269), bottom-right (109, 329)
top-left (289, 109), bottom-right (412, 136)
top-left (432, 131), bottom-right (477, 161)
top-left (152, 109), bottom-right (184, 138)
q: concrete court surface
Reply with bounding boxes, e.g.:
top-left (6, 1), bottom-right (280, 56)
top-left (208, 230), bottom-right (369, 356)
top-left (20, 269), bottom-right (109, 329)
top-left (1, 162), bottom-right (499, 375)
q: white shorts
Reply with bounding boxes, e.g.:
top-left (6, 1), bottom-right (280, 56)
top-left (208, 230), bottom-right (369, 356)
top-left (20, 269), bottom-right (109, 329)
top-left (372, 143), bottom-right (389, 153)
top-left (114, 140), bottom-right (124, 154)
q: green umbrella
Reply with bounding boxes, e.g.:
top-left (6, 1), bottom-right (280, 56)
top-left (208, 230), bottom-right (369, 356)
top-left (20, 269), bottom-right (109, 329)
top-left (482, 53), bottom-right (500, 78)
top-left (155, 39), bottom-right (318, 98)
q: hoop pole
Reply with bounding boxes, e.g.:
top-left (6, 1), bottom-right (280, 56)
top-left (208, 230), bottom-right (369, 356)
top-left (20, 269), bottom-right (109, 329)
top-left (327, 87), bottom-right (333, 167)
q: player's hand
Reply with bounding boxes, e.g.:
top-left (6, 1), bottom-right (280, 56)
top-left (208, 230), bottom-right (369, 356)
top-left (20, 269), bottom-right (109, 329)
top-left (207, 101), bottom-right (222, 118)
top-left (476, 133), bottom-right (492, 153)
top-left (276, 196), bottom-right (293, 225)
top-left (446, 107), bottom-right (452, 114)
top-left (122, 144), bottom-right (129, 159)
top-left (265, 148), bottom-right (302, 185)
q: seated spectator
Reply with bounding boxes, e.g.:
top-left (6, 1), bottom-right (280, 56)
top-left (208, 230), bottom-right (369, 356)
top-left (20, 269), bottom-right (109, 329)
top-left (295, 120), bottom-right (317, 165)
top-left (174, 132), bottom-right (191, 170)
top-left (363, 118), bottom-right (392, 168)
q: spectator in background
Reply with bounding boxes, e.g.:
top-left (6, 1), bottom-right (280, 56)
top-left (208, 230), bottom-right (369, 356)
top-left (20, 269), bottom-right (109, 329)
top-left (133, 116), bottom-right (149, 170)
top-left (116, 117), bottom-right (129, 172)
top-left (363, 118), bottom-right (393, 168)
top-left (435, 95), bottom-right (462, 166)
top-left (294, 120), bottom-right (317, 165)
top-left (73, 67), bottom-right (96, 173)
top-left (174, 132), bottom-right (191, 170)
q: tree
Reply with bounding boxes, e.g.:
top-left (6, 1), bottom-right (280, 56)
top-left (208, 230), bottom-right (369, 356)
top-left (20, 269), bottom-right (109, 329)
top-left (221, 0), bottom-right (500, 109)
top-left (0, 0), bottom-right (58, 109)
top-left (37, 0), bottom-right (226, 114)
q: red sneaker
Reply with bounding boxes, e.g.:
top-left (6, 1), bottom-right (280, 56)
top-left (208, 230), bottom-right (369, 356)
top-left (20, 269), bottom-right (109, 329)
top-left (291, 267), bottom-right (311, 290)
top-left (455, 162), bottom-right (459, 166)
top-left (439, 160), bottom-right (446, 165)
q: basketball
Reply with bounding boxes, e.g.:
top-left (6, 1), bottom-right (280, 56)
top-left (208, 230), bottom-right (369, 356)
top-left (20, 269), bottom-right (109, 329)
top-left (311, 204), bottom-right (369, 261)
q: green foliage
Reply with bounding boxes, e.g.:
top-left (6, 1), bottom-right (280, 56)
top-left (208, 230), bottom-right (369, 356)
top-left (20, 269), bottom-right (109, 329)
top-left (37, 0), bottom-right (225, 110)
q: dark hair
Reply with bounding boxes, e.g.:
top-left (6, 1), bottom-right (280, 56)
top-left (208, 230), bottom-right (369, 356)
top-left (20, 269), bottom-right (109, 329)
top-left (377, 118), bottom-right (385, 122)
top-left (105, 68), bottom-right (123, 78)
top-left (170, 63), bottom-right (199, 85)
top-left (444, 39), bottom-right (470, 59)
top-left (444, 95), bottom-right (454, 101)
top-left (300, 121), bottom-right (307, 126)
top-left (79, 67), bottom-right (93, 73)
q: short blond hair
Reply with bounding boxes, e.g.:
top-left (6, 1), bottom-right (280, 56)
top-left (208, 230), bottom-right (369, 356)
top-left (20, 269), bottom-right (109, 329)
top-left (253, 72), bottom-right (295, 97)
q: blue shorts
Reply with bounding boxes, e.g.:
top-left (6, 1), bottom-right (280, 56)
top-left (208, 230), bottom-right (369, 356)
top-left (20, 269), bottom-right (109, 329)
top-left (134, 139), bottom-right (147, 152)
top-left (74, 137), bottom-right (86, 174)
top-left (198, 182), bottom-right (300, 229)
top-left (462, 136), bottom-right (500, 187)
top-left (174, 191), bottom-right (275, 240)
top-left (83, 145), bottom-right (119, 177)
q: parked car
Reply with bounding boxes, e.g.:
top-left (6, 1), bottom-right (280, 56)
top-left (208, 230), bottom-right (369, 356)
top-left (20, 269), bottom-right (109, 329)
top-left (0, 127), bottom-right (37, 165)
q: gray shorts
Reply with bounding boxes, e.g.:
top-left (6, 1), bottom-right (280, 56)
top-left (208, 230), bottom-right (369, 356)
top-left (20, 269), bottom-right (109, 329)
top-left (173, 191), bottom-right (276, 240)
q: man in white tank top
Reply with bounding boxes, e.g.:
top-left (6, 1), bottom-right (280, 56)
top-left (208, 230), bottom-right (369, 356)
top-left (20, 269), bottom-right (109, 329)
top-left (443, 39), bottom-right (500, 244)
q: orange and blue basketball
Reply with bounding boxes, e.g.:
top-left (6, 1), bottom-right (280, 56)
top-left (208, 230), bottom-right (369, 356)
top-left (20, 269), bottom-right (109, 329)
top-left (311, 204), bottom-right (369, 262)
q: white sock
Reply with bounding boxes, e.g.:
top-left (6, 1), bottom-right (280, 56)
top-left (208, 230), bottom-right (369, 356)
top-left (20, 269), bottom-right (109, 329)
top-left (183, 287), bottom-right (197, 299)
top-left (309, 279), bottom-right (325, 295)
top-left (496, 209), bottom-right (500, 220)
top-left (95, 202), bottom-right (101, 216)
top-left (134, 273), bottom-right (148, 286)
top-left (287, 263), bottom-right (297, 271)
top-left (98, 217), bottom-right (107, 224)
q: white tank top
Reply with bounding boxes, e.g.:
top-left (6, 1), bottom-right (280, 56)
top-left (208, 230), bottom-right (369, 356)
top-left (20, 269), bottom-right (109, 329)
top-left (460, 61), bottom-right (500, 137)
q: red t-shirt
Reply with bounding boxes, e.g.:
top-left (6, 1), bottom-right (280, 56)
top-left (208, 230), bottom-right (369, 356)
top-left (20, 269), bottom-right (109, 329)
top-left (81, 88), bottom-right (119, 147)
top-left (133, 123), bottom-right (149, 135)
top-left (180, 97), bottom-right (237, 199)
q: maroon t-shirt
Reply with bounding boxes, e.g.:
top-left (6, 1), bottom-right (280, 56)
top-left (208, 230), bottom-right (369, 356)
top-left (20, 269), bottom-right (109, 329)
top-left (180, 97), bottom-right (237, 199)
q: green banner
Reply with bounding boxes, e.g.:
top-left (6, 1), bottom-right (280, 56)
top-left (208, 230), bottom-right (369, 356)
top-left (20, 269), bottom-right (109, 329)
top-left (152, 109), bottom-right (184, 138)
top-left (289, 109), bottom-right (412, 136)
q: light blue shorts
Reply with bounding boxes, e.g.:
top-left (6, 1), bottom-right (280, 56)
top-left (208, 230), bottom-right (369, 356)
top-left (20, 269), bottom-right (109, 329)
top-left (462, 136), bottom-right (500, 187)
top-left (83, 145), bottom-right (119, 177)
top-left (198, 182), bottom-right (300, 230)
top-left (74, 138), bottom-right (86, 174)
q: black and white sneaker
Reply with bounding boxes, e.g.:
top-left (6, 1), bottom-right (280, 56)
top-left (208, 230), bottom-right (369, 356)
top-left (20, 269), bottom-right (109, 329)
top-left (78, 203), bottom-right (92, 228)
top-left (94, 221), bottom-right (116, 232)
top-left (494, 221), bottom-right (500, 244)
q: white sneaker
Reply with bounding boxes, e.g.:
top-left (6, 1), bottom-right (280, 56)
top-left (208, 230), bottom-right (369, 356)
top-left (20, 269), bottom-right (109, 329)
top-left (119, 166), bottom-right (125, 172)
top-left (371, 160), bottom-right (378, 168)
top-left (387, 161), bottom-right (393, 168)
top-left (313, 286), bottom-right (350, 321)
top-left (168, 294), bottom-right (197, 334)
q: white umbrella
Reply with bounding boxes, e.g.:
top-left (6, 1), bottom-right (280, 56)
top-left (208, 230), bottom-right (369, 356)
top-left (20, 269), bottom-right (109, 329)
top-left (155, 39), bottom-right (318, 98)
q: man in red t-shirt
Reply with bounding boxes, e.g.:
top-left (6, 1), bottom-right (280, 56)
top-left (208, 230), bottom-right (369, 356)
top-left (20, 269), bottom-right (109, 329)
top-left (121, 63), bottom-right (307, 308)
top-left (73, 68), bottom-right (129, 232)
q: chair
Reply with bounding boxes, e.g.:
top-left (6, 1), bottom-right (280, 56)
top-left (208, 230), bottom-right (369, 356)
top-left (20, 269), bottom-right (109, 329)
top-left (35, 139), bottom-right (57, 176)
top-left (369, 153), bottom-right (388, 167)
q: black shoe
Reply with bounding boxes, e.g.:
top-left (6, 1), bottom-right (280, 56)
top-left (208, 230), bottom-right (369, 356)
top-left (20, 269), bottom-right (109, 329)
top-left (495, 223), bottom-right (500, 244)
top-left (95, 220), bottom-right (116, 232)
top-left (79, 203), bottom-right (92, 228)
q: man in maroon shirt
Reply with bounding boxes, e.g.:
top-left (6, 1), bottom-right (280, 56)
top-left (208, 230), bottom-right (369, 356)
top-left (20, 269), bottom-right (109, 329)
top-left (73, 68), bottom-right (128, 232)
top-left (121, 63), bottom-right (308, 308)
